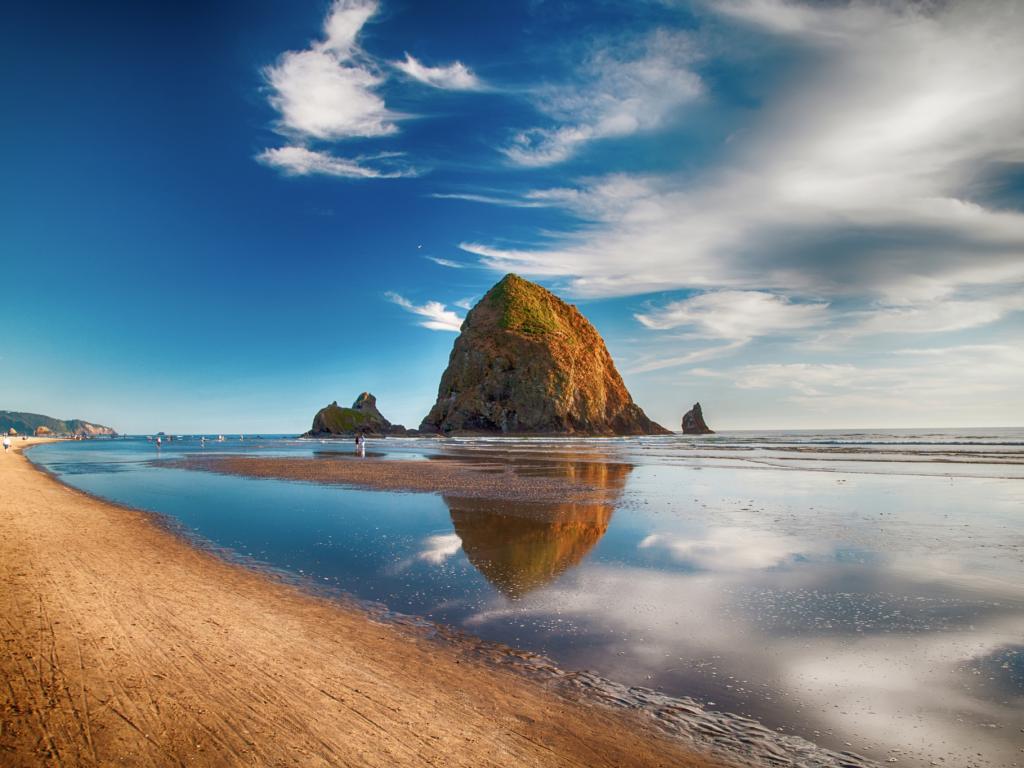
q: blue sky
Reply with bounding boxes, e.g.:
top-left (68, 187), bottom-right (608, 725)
top-left (2, 0), bottom-right (1022, 433)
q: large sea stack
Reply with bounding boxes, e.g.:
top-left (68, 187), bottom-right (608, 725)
top-left (681, 402), bottom-right (714, 434)
top-left (420, 274), bottom-right (669, 436)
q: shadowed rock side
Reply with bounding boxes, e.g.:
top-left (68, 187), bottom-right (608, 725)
top-left (304, 392), bottom-right (407, 437)
top-left (445, 459), bottom-right (632, 598)
top-left (420, 274), bottom-right (670, 436)
top-left (681, 402), bottom-right (714, 434)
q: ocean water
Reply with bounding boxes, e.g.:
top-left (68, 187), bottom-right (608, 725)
top-left (29, 430), bottom-right (1024, 768)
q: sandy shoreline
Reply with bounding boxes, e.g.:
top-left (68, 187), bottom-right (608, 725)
top-left (1, 438), bottom-right (724, 767)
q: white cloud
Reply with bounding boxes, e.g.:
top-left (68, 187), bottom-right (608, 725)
top-left (623, 340), bottom-right (747, 375)
top-left (719, 362), bottom-right (862, 397)
top-left (635, 291), bottom-right (829, 340)
top-left (386, 292), bottom-right (465, 332)
top-left (393, 53), bottom-right (481, 90)
top-left (502, 31), bottom-right (703, 166)
top-left (465, 1), bottom-right (1024, 305)
top-left (846, 293), bottom-right (1024, 336)
top-left (425, 256), bottom-right (465, 269)
top-left (256, 146), bottom-right (416, 178)
top-left (430, 192), bottom-right (550, 208)
top-left (639, 527), bottom-right (820, 571)
top-left (696, 344), bottom-right (1024, 418)
top-left (417, 533), bottom-right (462, 564)
top-left (263, 0), bottom-right (397, 141)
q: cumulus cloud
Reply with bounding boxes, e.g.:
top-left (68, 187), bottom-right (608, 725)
top-left (635, 291), bottom-right (829, 340)
top-left (385, 292), bottom-right (465, 332)
top-left (639, 528), bottom-right (819, 571)
top-left (263, 0), bottom-right (397, 141)
top-left (256, 146), bottom-right (417, 178)
top-left (417, 533), bottom-right (463, 564)
top-left (394, 53), bottom-right (481, 90)
top-left (464, 1), bottom-right (1024, 312)
top-left (502, 31), bottom-right (703, 166)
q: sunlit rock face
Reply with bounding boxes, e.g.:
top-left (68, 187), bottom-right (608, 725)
top-left (420, 274), bottom-right (669, 436)
top-left (445, 459), bottom-right (632, 598)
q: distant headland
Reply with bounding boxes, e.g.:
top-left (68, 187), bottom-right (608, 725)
top-left (1, 410), bottom-right (116, 437)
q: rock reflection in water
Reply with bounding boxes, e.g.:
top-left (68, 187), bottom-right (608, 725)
top-left (445, 459), bottom-right (631, 598)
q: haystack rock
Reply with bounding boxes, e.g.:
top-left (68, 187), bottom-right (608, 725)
top-left (419, 274), bottom-right (669, 436)
top-left (681, 402), bottom-right (714, 434)
top-left (305, 392), bottom-right (405, 437)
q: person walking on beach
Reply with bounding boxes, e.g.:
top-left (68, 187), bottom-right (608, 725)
top-left (2, 435), bottom-right (10, 453)
top-left (355, 432), bottom-right (365, 456)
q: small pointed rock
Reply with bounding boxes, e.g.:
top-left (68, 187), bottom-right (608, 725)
top-left (681, 402), bottom-right (714, 434)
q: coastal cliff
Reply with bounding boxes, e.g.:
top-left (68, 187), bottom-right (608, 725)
top-left (420, 274), bottom-right (669, 436)
top-left (0, 411), bottom-right (116, 437)
top-left (681, 402), bottom-right (714, 434)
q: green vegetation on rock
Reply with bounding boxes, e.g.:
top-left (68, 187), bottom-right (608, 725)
top-left (317, 404), bottom-right (372, 433)
top-left (304, 392), bottom-right (398, 437)
top-left (488, 274), bottom-right (560, 337)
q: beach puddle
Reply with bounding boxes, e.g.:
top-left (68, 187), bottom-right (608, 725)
top-left (29, 432), bottom-right (1024, 768)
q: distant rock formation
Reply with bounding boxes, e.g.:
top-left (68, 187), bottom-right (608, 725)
top-left (681, 402), bottom-right (714, 434)
top-left (304, 393), bottom-right (407, 437)
top-left (419, 274), bottom-right (669, 436)
top-left (0, 411), bottom-right (116, 437)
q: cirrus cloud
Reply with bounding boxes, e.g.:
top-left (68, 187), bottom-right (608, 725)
top-left (635, 291), bottom-right (829, 340)
top-left (462, 0), bottom-right (1024, 313)
top-left (256, 146), bottom-right (417, 178)
top-left (502, 30), bottom-right (703, 167)
top-left (393, 53), bottom-right (481, 90)
top-left (385, 292), bottom-right (465, 332)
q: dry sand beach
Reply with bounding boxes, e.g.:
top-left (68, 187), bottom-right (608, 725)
top-left (0, 438), bottom-right (723, 768)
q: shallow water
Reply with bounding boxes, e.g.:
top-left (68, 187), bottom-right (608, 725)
top-left (30, 431), bottom-right (1024, 768)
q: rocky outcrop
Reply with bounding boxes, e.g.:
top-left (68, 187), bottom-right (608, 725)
top-left (66, 420), bottom-right (117, 437)
top-left (681, 402), bottom-right (714, 434)
top-left (304, 393), bottom-right (405, 437)
top-left (419, 274), bottom-right (669, 436)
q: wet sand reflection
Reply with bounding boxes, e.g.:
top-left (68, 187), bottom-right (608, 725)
top-left (444, 458), bottom-right (631, 598)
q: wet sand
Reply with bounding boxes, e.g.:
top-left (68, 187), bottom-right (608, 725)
top-left (0, 439), bottom-right (724, 768)
top-left (168, 452), bottom-right (626, 503)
